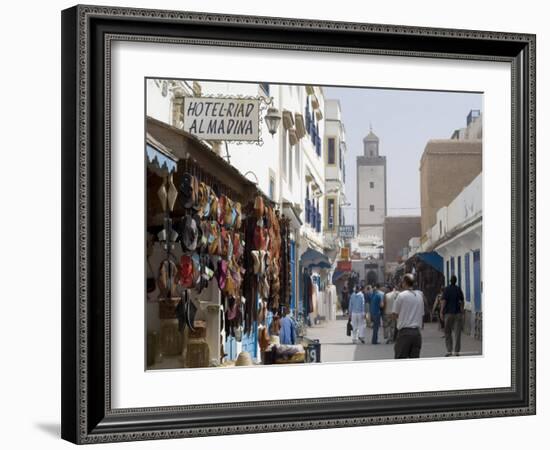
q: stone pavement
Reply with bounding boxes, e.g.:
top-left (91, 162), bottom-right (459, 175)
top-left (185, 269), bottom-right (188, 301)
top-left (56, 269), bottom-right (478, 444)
top-left (304, 317), bottom-right (482, 363)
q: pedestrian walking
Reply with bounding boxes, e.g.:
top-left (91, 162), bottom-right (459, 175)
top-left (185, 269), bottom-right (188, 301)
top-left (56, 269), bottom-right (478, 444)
top-left (341, 284), bottom-right (350, 315)
top-left (393, 273), bottom-right (424, 359)
top-left (279, 306), bottom-right (296, 345)
top-left (369, 283), bottom-right (385, 344)
top-left (348, 286), bottom-right (366, 344)
top-left (432, 287), bottom-right (445, 332)
top-left (440, 275), bottom-right (465, 356)
top-left (364, 284), bottom-right (373, 328)
top-left (383, 285), bottom-right (398, 343)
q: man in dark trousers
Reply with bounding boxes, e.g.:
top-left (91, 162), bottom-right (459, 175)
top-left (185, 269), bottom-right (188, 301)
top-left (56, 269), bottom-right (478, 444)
top-left (369, 283), bottom-right (385, 344)
top-left (392, 274), bottom-right (424, 358)
top-left (440, 275), bottom-right (465, 356)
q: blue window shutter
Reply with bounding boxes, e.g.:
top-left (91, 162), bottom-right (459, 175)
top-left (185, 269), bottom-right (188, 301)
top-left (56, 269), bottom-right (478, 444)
top-left (465, 253), bottom-right (471, 302)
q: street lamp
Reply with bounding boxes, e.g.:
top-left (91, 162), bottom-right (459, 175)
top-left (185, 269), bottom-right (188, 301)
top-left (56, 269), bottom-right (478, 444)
top-left (265, 107), bottom-right (282, 136)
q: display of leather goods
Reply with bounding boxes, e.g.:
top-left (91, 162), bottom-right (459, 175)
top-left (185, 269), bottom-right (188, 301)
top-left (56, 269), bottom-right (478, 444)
top-left (223, 272), bottom-right (235, 297)
top-left (191, 253), bottom-right (202, 287)
top-left (178, 172), bottom-right (194, 209)
top-left (158, 258), bottom-right (178, 298)
top-left (157, 176), bottom-right (168, 211)
top-left (207, 221), bottom-right (219, 255)
top-left (226, 299), bottom-right (238, 321)
top-left (216, 259), bottom-right (228, 290)
top-left (198, 220), bottom-right (209, 252)
top-left (234, 202), bottom-right (242, 230)
top-left (196, 182), bottom-right (207, 216)
top-left (259, 275), bottom-right (270, 299)
top-left (219, 228), bottom-right (228, 258)
top-left (175, 297), bottom-right (186, 332)
top-left (185, 294), bottom-right (197, 332)
top-left (191, 175), bottom-right (200, 210)
top-left (230, 270), bottom-right (241, 297)
top-left (181, 215), bottom-right (198, 251)
top-left (167, 173), bottom-right (178, 211)
top-left (254, 195), bottom-right (264, 219)
top-left (251, 250), bottom-right (261, 274)
top-left (158, 217), bottom-right (178, 251)
top-left (259, 326), bottom-right (270, 352)
top-left (234, 326), bottom-right (243, 343)
top-left (232, 232), bottom-right (241, 260)
top-left (202, 185), bottom-right (211, 218)
top-left (209, 191), bottom-right (218, 221)
top-left (217, 194), bottom-right (227, 225)
top-left (253, 225), bottom-right (266, 251)
top-left (178, 255), bottom-right (194, 288)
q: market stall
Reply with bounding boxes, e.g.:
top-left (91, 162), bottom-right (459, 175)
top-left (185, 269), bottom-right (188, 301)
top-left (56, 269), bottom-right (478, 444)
top-left (145, 117), bottom-right (301, 369)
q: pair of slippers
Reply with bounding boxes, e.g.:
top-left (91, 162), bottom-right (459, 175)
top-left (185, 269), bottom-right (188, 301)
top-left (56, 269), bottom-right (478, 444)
top-left (175, 215), bottom-right (199, 252)
top-left (157, 258), bottom-right (179, 298)
top-left (179, 173), bottom-right (199, 210)
top-left (175, 290), bottom-right (197, 332)
top-left (251, 250), bottom-right (270, 275)
top-left (157, 218), bottom-right (178, 252)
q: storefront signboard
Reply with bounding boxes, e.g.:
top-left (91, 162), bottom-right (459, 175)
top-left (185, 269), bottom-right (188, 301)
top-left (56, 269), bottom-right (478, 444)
top-left (338, 225), bottom-right (355, 239)
top-left (183, 96), bottom-right (261, 141)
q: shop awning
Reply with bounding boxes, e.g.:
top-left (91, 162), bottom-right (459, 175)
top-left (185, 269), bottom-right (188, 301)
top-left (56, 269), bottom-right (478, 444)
top-left (301, 247), bottom-right (331, 269)
top-left (332, 270), bottom-right (348, 283)
top-left (146, 143), bottom-right (177, 174)
top-left (416, 251), bottom-right (444, 273)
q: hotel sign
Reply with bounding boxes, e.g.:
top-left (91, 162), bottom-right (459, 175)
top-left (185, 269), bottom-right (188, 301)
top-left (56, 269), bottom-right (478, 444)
top-left (183, 97), bottom-right (261, 142)
top-left (338, 225), bottom-right (355, 239)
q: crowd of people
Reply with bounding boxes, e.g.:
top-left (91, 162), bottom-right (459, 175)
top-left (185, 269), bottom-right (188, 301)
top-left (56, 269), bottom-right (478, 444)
top-left (343, 273), bottom-right (466, 359)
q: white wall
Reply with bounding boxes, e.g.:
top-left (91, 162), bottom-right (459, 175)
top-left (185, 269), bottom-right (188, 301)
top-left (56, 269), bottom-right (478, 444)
top-left (1, 1), bottom-right (546, 450)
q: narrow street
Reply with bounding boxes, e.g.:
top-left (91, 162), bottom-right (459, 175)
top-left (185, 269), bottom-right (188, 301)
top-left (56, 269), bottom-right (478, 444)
top-left (305, 317), bottom-right (482, 362)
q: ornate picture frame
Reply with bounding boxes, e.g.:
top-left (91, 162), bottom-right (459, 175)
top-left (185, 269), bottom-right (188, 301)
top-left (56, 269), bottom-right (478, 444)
top-left (61, 4), bottom-right (536, 444)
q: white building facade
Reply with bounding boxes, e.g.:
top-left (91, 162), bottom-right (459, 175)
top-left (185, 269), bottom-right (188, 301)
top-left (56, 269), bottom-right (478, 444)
top-left (422, 173), bottom-right (482, 338)
top-left (323, 99), bottom-right (347, 254)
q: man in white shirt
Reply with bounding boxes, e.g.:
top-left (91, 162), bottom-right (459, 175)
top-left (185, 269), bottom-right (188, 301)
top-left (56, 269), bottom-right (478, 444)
top-left (348, 286), bottom-right (366, 344)
top-left (392, 273), bottom-right (424, 358)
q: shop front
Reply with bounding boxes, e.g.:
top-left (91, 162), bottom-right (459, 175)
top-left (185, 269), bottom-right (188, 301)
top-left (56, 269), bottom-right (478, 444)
top-left (146, 117), bottom-right (308, 369)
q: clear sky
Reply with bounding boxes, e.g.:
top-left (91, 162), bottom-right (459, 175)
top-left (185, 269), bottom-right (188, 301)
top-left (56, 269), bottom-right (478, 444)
top-left (323, 86), bottom-right (483, 226)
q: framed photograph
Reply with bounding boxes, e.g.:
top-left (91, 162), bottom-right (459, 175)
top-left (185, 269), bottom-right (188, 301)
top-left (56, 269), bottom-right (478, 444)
top-left (61, 4), bottom-right (536, 444)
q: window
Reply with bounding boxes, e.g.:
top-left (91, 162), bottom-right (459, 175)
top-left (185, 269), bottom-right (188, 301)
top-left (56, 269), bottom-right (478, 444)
top-left (457, 255), bottom-right (462, 287)
top-left (369, 204), bottom-right (375, 212)
top-left (295, 140), bottom-right (300, 177)
top-left (465, 252), bottom-right (471, 302)
top-left (327, 198), bottom-right (335, 230)
top-left (282, 129), bottom-right (287, 180)
top-left (369, 181), bottom-right (374, 189)
top-left (328, 138), bottom-right (336, 165)
top-left (288, 134), bottom-right (293, 188)
top-left (305, 186), bottom-right (310, 224)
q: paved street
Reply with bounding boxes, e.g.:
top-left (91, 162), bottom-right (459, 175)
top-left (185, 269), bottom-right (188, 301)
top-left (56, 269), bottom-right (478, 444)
top-left (304, 317), bottom-right (482, 362)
